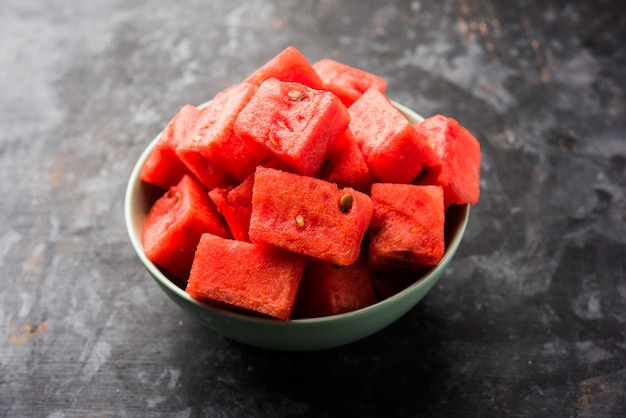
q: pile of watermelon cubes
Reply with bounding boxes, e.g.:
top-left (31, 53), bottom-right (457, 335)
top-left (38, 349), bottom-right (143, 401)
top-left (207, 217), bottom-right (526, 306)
top-left (140, 46), bottom-right (480, 320)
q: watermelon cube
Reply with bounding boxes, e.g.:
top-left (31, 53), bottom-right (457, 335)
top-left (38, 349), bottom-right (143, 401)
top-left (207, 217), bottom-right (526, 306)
top-left (313, 58), bottom-right (387, 107)
top-left (207, 159), bottom-right (291, 242)
top-left (243, 46), bottom-right (324, 90)
top-left (249, 166), bottom-right (373, 266)
top-left (186, 233), bottom-right (305, 320)
top-left (349, 88), bottom-right (435, 184)
top-left (317, 128), bottom-right (373, 193)
top-left (208, 172), bottom-right (255, 242)
top-left (140, 104), bottom-right (200, 189)
top-left (294, 259), bottom-right (377, 318)
top-left (142, 175), bottom-right (231, 281)
top-left (176, 83), bottom-right (266, 189)
top-left (233, 78), bottom-right (350, 177)
top-left (413, 115), bottom-right (481, 207)
top-left (368, 183), bottom-right (445, 271)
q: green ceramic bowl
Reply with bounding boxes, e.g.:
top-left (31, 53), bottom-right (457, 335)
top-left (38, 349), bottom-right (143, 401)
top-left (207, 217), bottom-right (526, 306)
top-left (124, 101), bottom-right (470, 351)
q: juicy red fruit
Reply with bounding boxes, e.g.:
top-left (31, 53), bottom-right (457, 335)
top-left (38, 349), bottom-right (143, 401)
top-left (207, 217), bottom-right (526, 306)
top-left (368, 183), bottom-right (445, 272)
top-left (233, 78), bottom-right (350, 177)
top-left (249, 166), bottom-right (373, 266)
top-left (243, 45), bottom-right (324, 90)
top-left (294, 259), bottom-right (377, 318)
top-left (414, 115), bottom-right (481, 208)
top-left (313, 58), bottom-right (387, 107)
top-left (175, 83), bottom-right (264, 190)
top-left (142, 175), bottom-right (231, 281)
top-left (140, 104), bottom-right (201, 190)
top-left (349, 88), bottom-right (436, 184)
top-left (186, 233), bottom-right (305, 320)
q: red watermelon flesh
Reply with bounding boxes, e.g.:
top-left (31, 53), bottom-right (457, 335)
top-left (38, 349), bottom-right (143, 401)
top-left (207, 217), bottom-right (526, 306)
top-left (368, 183), bottom-right (445, 272)
top-left (249, 166), bottom-right (373, 266)
top-left (349, 88), bottom-right (436, 184)
top-left (414, 115), bottom-right (481, 207)
top-left (142, 175), bottom-right (231, 281)
top-left (174, 149), bottom-right (234, 191)
top-left (294, 259), bottom-right (377, 318)
top-left (207, 160), bottom-right (292, 243)
top-left (208, 172), bottom-right (255, 242)
top-left (140, 104), bottom-right (200, 189)
top-left (186, 233), bottom-right (305, 320)
top-left (243, 46), bottom-right (324, 90)
top-left (317, 128), bottom-right (373, 193)
top-left (312, 58), bottom-right (387, 107)
top-left (176, 83), bottom-right (265, 188)
top-left (233, 78), bottom-right (350, 177)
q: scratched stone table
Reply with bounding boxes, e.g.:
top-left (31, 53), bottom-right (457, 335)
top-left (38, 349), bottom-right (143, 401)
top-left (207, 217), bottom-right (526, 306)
top-left (1, 1), bottom-right (624, 417)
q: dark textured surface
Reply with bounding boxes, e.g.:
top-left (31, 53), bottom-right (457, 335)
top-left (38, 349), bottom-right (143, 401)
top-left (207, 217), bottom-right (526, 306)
top-left (1, 1), bottom-right (625, 417)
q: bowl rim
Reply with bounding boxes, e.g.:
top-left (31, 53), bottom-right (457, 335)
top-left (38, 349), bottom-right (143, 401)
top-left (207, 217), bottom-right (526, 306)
top-left (124, 100), bottom-right (470, 326)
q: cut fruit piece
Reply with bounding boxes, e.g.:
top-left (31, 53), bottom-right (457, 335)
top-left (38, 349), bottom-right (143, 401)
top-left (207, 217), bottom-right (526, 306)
top-left (368, 183), bottom-right (445, 272)
top-left (176, 83), bottom-right (265, 188)
top-left (140, 104), bottom-right (200, 189)
top-left (313, 58), bottom-right (387, 107)
top-left (142, 175), bottom-right (231, 281)
top-left (349, 88), bottom-right (436, 184)
top-left (233, 78), bottom-right (349, 177)
top-left (186, 233), bottom-right (305, 320)
top-left (243, 46), bottom-right (324, 90)
top-left (317, 128), bottom-right (373, 193)
top-left (209, 173), bottom-right (255, 242)
top-left (294, 259), bottom-right (377, 318)
top-left (413, 115), bottom-right (481, 207)
top-left (249, 166), bottom-right (373, 266)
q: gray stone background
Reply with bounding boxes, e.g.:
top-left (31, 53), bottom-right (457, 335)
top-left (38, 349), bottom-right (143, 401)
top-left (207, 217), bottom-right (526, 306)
top-left (1, 0), bottom-right (624, 416)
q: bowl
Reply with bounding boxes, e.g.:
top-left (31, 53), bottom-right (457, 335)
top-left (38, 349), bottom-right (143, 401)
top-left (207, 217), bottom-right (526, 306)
top-left (124, 101), bottom-right (470, 351)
